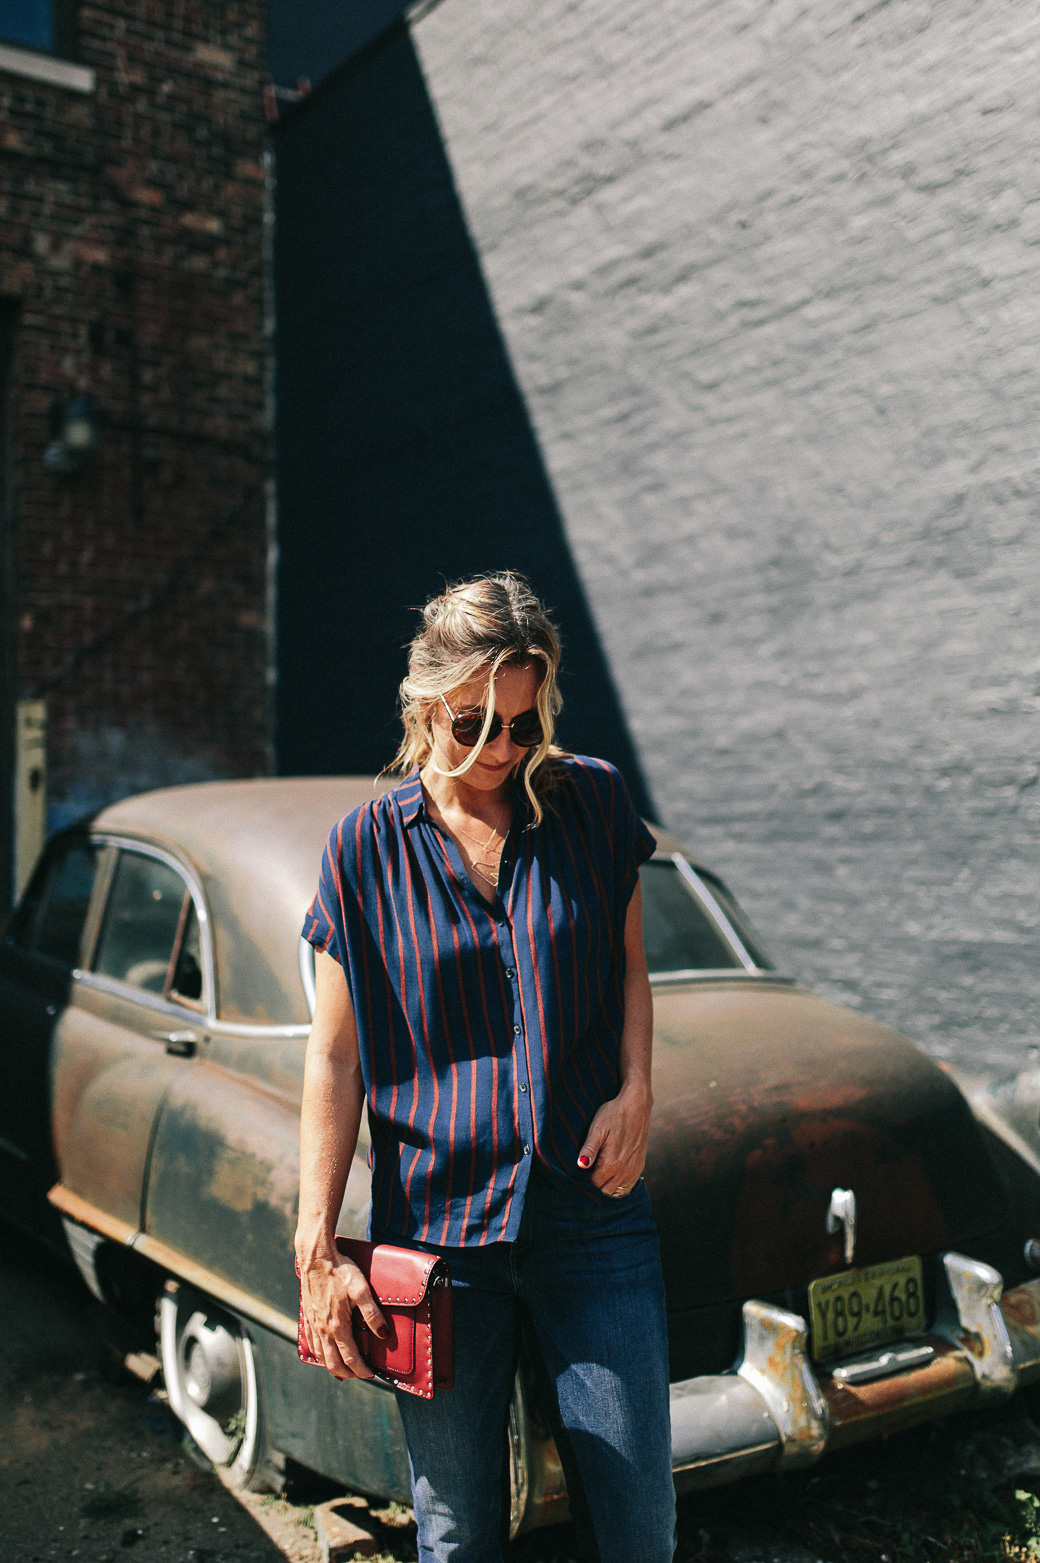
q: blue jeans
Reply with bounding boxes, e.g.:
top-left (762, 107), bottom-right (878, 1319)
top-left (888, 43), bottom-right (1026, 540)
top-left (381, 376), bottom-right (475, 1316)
top-left (372, 1167), bottom-right (676, 1563)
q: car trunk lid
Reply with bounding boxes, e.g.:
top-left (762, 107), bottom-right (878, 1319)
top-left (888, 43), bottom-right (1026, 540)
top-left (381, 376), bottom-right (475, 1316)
top-left (647, 983), bottom-right (1008, 1311)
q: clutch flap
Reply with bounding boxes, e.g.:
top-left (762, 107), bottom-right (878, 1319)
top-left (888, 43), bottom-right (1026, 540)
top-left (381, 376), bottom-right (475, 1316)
top-left (335, 1236), bottom-right (443, 1306)
top-left (355, 1309), bottom-right (415, 1376)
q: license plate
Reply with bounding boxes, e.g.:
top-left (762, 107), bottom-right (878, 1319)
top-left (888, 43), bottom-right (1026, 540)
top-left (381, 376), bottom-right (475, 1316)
top-left (808, 1255), bottom-right (925, 1364)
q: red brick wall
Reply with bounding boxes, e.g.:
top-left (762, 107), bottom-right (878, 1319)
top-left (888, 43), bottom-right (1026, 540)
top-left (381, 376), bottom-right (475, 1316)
top-left (0, 0), bottom-right (269, 826)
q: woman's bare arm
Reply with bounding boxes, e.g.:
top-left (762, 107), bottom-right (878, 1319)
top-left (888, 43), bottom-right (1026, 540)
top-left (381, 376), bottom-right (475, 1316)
top-left (295, 948), bottom-right (386, 1380)
top-left (576, 882), bottom-right (654, 1194)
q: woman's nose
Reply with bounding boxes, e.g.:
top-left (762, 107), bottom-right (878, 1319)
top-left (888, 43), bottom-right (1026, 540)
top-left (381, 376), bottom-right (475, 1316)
top-left (485, 725), bottom-right (517, 759)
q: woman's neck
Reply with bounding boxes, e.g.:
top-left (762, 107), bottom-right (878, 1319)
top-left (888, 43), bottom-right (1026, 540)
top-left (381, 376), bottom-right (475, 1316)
top-left (420, 762), bottom-right (515, 824)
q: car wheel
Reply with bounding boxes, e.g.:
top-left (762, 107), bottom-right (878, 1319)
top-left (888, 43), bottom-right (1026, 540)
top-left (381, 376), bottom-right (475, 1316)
top-left (159, 1280), bottom-right (285, 1493)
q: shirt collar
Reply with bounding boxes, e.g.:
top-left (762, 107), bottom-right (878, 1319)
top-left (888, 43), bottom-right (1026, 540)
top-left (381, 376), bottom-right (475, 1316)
top-left (392, 767), bottom-right (426, 827)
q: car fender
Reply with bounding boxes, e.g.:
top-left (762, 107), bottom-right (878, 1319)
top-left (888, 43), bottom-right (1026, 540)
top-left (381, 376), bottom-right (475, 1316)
top-left (142, 1047), bottom-right (372, 1322)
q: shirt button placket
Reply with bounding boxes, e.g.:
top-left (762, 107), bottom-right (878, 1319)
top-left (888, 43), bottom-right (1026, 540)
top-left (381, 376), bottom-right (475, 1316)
top-left (498, 920), bottom-right (534, 1152)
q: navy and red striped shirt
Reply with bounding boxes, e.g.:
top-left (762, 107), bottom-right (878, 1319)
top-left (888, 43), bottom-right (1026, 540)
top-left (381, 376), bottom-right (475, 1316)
top-left (302, 755), bottom-right (656, 1247)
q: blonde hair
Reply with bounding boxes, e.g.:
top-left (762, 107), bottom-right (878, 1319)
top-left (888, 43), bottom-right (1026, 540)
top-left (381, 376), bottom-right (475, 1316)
top-left (389, 572), bottom-right (565, 826)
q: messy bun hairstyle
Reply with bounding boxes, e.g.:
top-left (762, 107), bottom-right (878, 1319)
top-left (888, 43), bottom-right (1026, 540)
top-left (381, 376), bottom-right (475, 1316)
top-left (389, 572), bottom-right (565, 825)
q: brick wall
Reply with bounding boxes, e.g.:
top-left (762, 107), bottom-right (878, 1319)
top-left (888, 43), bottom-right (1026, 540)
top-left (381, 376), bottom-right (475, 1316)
top-left (0, 0), bottom-right (270, 833)
top-left (412, 0), bottom-right (1040, 1074)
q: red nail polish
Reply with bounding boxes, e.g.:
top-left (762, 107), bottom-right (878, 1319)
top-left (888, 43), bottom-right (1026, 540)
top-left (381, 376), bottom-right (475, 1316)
top-left (577, 1155), bottom-right (591, 1168)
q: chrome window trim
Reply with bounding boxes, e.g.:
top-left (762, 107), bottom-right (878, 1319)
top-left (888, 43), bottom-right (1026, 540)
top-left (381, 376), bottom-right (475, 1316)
top-left (649, 969), bottom-right (796, 988)
top-left (75, 838), bottom-right (777, 1028)
top-left (667, 853), bottom-right (758, 972)
top-left (642, 851), bottom-right (784, 982)
top-left (74, 968), bottom-right (208, 1020)
top-left (80, 843), bottom-right (118, 971)
top-left (73, 968), bottom-right (310, 1039)
top-left (207, 1016), bottom-right (310, 1040)
top-left (85, 834), bottom-right (217, 1019)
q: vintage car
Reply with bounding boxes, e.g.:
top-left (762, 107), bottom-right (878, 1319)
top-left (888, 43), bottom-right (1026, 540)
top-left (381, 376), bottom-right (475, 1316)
top-left (4, 776), bottom-right (1040, 1535)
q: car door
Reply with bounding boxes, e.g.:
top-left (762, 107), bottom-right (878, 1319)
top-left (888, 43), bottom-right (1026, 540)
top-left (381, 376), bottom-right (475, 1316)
top-left (53, 839), bottom-right (213, 1236)
top-left (0, 834), bottom-right (100, 1239)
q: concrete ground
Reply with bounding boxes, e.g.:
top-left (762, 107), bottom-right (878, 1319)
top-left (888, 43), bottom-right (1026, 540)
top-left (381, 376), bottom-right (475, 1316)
top-left (0, 1221), bottom-right (347, 1563)
top-left (4, 1221), bottom-right (1040, 1563)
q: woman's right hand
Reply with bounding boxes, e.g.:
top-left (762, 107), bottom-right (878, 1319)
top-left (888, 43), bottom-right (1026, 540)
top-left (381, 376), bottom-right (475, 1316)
top-left (297, 1244), bottom-right (388, 1381)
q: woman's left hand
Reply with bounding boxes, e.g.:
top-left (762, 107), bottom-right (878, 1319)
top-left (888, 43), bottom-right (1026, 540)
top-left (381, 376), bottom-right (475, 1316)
top-left (577, 1080), bottom-right (652, 1197)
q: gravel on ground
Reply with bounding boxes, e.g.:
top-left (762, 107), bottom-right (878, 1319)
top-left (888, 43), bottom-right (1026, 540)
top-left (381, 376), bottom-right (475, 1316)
top-left (5, 1223), bottom-right (1040, 1563)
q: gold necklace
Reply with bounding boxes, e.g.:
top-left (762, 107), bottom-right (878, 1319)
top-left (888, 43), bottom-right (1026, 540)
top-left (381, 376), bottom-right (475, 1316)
top-left (452, 808), bottom-right (509, 885)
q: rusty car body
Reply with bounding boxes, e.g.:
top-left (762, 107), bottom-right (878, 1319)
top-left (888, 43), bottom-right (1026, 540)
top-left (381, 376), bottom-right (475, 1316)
top-left (4, 775), bottom-right (1040, 1532)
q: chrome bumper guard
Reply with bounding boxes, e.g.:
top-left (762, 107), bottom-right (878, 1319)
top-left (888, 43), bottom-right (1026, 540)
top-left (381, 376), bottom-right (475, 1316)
top-left (671, 1252), bottom-right (1040, 1492)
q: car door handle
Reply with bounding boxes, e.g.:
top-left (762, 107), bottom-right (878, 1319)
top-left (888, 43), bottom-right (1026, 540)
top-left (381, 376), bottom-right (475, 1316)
top-left (152, 1029), bottom-right (198, 1057)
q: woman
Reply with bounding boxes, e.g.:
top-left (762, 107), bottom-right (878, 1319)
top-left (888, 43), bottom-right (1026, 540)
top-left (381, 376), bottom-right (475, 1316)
top-left (296, 573), bottom-right (675, 1563)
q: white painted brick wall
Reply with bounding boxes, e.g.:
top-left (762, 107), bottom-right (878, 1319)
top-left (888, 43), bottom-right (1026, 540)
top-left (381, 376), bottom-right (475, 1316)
top-left (413, 0), bottom-right (1040, 1072)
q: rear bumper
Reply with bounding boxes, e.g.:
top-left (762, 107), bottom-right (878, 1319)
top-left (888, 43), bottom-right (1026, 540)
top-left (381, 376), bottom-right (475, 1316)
top-left (671, 1251), bottom-right (1040, 1492)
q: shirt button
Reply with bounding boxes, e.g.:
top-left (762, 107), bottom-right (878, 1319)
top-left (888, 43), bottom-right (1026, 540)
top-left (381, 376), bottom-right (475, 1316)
top-left (519, 1082), bottom-right (528, 1093)
top-left (523, 1144), bottom-right (531, 1155)
top-left (513, 1024), bottom-right (521, 1035)
top-left (505, 968), bottom-right (515, 979)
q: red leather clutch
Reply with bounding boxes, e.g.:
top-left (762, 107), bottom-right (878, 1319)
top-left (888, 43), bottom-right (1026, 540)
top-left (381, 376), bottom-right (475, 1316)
top-left (297, 1237), bottom-right (453, 1399)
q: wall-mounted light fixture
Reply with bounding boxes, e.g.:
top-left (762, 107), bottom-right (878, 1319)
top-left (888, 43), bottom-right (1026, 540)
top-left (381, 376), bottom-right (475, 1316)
top-left (44, 393), bottom-right (102, 477)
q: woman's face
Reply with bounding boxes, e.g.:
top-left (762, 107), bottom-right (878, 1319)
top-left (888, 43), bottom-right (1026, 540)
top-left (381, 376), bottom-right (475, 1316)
top-left (429, 661), bottom-right (542, 793)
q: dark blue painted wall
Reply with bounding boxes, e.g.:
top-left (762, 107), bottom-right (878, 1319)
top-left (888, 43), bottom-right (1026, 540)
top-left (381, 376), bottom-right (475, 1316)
top-left (272, 25), bottom-right (653, 814)
top-left (267, 0), bottom-right (405, 85)
top-left (0, 0), bottom-right (53, 51)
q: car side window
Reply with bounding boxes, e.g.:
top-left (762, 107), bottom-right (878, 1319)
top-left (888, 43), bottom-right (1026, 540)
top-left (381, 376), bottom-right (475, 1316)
top-left (93, 850), bottom-right (200, 1001)
top-left (169, 901), bottom-right (204, 1004)
top-left (12, 840), bottom-right (99, 967)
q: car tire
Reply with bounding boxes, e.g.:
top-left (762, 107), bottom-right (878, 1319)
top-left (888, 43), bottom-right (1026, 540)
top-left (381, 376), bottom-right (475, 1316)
top-left (159, 1280), bottom-right (285, 1493)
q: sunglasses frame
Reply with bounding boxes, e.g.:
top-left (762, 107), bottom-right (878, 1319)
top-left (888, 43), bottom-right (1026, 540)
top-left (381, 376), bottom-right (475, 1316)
top-left (440, 695), bottom-right (543, 750)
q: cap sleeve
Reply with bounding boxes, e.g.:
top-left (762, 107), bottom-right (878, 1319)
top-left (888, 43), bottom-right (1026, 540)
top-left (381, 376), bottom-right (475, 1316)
top-left (301, 826), bottom-right (348, 969)
top-left (620, 784), bottom-right (657, 907)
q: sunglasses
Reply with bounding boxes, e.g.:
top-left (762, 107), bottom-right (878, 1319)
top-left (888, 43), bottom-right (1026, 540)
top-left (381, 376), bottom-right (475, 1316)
top-left (441, 696), bottom-right (543, 749)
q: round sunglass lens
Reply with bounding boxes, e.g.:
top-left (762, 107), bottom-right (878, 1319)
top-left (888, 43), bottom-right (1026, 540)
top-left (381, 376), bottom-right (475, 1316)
top-left (511, 712), bottom-right (542, 746)
top-left (453, 712), bottom-right (501, 747)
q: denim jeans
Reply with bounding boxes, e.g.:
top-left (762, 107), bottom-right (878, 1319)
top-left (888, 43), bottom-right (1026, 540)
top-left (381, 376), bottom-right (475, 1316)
top-left (371, 1166), bottom-right (676, 1563)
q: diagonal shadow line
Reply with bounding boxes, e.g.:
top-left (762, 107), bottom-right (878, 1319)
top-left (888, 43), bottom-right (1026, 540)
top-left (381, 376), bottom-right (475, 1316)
top-left (272, 22), bottom-right (656, 820)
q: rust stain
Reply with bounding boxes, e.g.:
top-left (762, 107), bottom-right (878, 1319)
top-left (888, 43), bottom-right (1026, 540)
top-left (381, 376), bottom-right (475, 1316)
top-left (206, 1142), bottom-right (268, 1214)
top-left (824, 1340), bottom-right (977, 1449)
top-left (957, 1329), bottom-right (986, 1361)
top-left (1003, 1287), bottom-right (1040, 1330)
top-left (1000, 1283), bottom-right (1040, 1376)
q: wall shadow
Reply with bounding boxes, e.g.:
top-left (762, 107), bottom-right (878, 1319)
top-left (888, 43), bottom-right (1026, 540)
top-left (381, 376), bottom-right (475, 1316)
top-left (267, 0), bottom-right (407, 88)
top-left (272, 24), bottom-right (655, 818)
top-left (0, 300), bottom-right (17, 905)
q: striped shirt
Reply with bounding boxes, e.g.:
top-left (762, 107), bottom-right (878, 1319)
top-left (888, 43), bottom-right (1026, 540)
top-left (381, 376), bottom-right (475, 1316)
top-left (302, 755), bottom-right (656, 1246)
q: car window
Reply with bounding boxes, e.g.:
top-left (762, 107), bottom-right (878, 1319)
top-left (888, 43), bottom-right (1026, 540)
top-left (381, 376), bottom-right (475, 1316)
top-left (639, 859), bottom-right (743, 973)
top-left (13, 840), bottom-right (99, 967)
top-left (93, 851), bottom-right (193, 996)
top-left (698, 872), bottom-right (776, 970)
top-left (169, 901), bottom-right (204, 1004)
